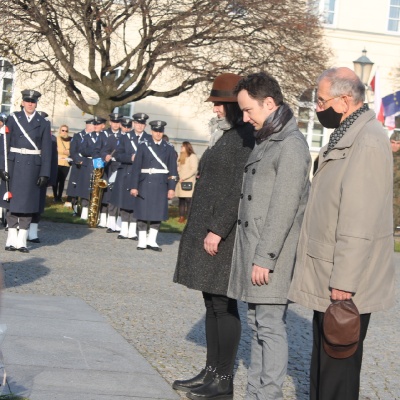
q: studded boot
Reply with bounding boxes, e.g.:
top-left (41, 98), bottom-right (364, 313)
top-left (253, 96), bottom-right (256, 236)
top-left (172, 366), bottom-right (215, 392)
top-left (186, 373), bottom-right (233, 399)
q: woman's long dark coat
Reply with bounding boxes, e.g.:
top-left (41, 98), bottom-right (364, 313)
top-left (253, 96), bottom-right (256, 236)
top-left (173, 123), bottom-right (254, 296)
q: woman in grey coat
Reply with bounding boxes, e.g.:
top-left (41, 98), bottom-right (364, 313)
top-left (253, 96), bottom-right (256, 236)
top-left (173, 73), bottom-right (255, 400)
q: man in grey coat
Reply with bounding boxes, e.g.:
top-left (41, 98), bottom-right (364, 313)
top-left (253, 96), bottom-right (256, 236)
top-left (227, 72), bottom-right (311, 400)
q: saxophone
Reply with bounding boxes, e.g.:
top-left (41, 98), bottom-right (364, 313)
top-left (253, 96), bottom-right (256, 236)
top-left (87, 168), bottom-right (108, 228)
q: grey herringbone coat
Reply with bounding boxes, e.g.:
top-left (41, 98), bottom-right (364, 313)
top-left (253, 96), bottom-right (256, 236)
top-left (173, 123), bottom-right (255, 295)
top-left (227, 117), bottom-right (311, 304)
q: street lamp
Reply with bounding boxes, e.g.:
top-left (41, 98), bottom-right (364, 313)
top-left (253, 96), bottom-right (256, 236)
top-left (353, 49), bottom-right (374, 86)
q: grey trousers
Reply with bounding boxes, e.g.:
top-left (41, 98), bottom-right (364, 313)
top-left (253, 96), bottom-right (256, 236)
top-left (245, 303), bottom-right (288, 400)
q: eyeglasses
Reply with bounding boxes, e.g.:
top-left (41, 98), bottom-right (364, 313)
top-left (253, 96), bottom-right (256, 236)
top-left (316, 95), bottom-right (351, 109)
top-left (61, 129), bottom-right (68, 132)
top-left (316, 96), bottom-right (341, 109)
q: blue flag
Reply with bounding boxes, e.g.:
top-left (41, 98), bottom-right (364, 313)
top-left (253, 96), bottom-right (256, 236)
top-left (382, 91), bottom-right (400, 117)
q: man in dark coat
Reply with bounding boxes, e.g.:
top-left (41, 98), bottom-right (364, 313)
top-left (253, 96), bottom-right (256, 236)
top-left (96, 113), bottom-right (123, 230)
top-left (75, 116), bottom-right (106, 220)
top-left (112, 113), bottom-right (151, 239)
top-left (129, 120), bottom-right (177, 251)
top-left (66, 119), bottom-right (94, 216)
top-left (0, 90), bottom-right (52, 252)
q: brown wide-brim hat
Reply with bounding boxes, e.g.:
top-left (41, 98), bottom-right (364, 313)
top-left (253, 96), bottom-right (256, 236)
top-left (323, 299), bottom-right (360, 359)
top-left (206, 73), bottom-right (242, 103)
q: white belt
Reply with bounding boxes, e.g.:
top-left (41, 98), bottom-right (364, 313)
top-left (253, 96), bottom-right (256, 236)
top-left (141, 168), bottom-right (169, 174)
top-left (10, 147), bottom-right (41, 155)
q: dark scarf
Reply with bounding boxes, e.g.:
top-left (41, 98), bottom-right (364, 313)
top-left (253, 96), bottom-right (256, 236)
top-left (254, 103), bottom-right (293, 144)
top-left (324, 103), bottom-right (369, 157)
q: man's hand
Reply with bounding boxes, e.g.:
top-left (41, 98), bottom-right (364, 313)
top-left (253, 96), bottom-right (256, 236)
top-left (251, 264), bottom-right (270, 286)
top-left (130, 189), bottom-right (138, 197)
top-left (331, 288), bottom-right (352, 301)
top-left (0, 169), bottom-right (10, 181)
top-left (131, 154), bottom-right (135, 162)
top-left (204, 232), bottom-right (222, 256)
top-left (167, 189), bottom-right (175, 199)
top-left (36, 176), bottom-right (49, 187)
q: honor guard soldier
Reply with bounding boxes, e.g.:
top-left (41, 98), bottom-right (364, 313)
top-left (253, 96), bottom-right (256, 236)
top-left (27, 111), bottom-right (58, 244)
top-left (129, 120), bottom-right (177, 251)
top-left (66, 118), bottom-right (94, 216)
top-left (0, 90), bottom-right (52, 253)
top-left (75, 116), bottom-right (106, 220)
top-left (112, 113), bottom-right (151, 239)
top-left (94, 112), bottom-right (123, 229)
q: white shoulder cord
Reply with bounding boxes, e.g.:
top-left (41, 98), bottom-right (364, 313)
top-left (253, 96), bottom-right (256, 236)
top-left (12, 114), bottom-right (39, 150)
top-left (145, 141), bottom-right (168, 171)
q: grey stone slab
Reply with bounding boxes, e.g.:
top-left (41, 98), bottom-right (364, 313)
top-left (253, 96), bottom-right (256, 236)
top-left (2, 314), bottom-right (126, 344)
top-left (1, 293), bottom-right (105, 322)
top-left (2, 336), bottom-right (156, 374)
top-left (3, 365), bottom-right (179, 399)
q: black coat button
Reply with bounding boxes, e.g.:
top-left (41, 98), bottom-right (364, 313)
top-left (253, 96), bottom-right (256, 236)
top-left (268, 253), bottom-right (276, 258)
top-left (245, 221), bottom-right (248, 227)
top-left (252, 169), bottom-right (256, 174)
top-left (248, 195), bottom-right (252, 201)
top-left (240, 193), bottom-right (243, 199)
top-left (238, 220), bottom-right (241, 225)
top-left (244, 167), bottom-right (248, 173)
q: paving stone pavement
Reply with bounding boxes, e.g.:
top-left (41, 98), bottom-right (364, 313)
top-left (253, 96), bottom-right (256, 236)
top-left (1, 220), bottom-right (399, 400)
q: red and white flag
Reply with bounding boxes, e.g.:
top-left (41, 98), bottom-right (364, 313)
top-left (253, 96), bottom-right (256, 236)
top-left (370, 70), bottom-right (385, 124)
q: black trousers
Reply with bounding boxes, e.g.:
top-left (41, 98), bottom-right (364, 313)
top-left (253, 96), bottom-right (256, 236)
top-left (310, 310), bottom-right (371, 400)
top-left (178, 197), bottom-right (192, 218)
top-left (52, 166), bottom-right (70, 199)
top-left (7, 212), bottom-right (32, 229)
top-left (202, 292), bottom-right (241, 376)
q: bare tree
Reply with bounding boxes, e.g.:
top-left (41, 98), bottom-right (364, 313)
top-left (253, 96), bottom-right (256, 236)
top-left (0, 0), bottom-right (330, 117)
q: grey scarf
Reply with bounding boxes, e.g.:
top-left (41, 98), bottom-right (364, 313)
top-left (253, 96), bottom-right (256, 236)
top-left (208, 117), bottom-right (232, 148)
top-left (254, 103), bottom-right (293, 144)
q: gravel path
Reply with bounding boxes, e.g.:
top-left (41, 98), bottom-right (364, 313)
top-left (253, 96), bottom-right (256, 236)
top-left (1, 220), bottom-right (399, 399)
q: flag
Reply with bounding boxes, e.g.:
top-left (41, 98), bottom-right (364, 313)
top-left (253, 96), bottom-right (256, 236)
top-left (370, 71), bottom-right (384, 123)
top-left (382, 91), bottom-right (400, 117)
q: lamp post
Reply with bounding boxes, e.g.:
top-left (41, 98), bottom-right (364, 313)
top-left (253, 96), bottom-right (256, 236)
top-left (353, 49), bottom-right (374, 104)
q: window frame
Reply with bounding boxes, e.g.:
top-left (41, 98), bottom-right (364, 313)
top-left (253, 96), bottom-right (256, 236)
top-left (388, 0), bottom-right (400, 33)
top-left (0, 58), bottom-right (15, 115)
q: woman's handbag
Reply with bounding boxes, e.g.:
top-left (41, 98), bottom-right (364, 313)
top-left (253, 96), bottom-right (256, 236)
top-left (181, 182), bottom-right (193, 191)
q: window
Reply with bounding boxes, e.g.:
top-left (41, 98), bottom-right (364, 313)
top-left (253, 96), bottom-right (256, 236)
top-left (388, 0), bottom-right (400, 32)
top-left (0, 58), bottom-right (14, 114)
top-left (308, 0), bottom-right (336, 25)
top-left (298, 88), bottom-right (329, 151)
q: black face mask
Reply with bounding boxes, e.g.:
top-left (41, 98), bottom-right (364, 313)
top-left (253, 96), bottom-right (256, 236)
top-left (316, 107), bottom-right (343, 129)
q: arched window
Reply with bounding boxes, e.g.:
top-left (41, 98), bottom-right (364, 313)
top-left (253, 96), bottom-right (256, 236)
top-left (0, 58), bottom-right (14, 114)
top-left (298, 88), bottom-right (330, 151)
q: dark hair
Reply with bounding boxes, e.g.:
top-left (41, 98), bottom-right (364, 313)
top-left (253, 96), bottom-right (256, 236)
top-left (223, 101), bottom-right (244, 126)
top-left (182, 141), bottom-right (195, 156)
top-left (234, 72), bottom-right (284, 106)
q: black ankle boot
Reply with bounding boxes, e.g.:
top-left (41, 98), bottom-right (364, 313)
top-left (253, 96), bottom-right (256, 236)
top-left (186, 374), bottom-right (233, 399)
top-left (172, 366), bottom-right (215, 392)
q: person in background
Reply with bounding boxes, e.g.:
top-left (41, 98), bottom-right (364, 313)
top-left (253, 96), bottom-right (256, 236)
top-left (175, 141), bottom-right (198, 223)
top-left (66, 119), bottom-right (93, 216)
top-left (52, 124), bottom-right (71, 203)
top-left (173, 73), bottom-right (255, 400)
top-left (390, 129), bottom-right (400, 234)
top-left (288, 67), bottom-right (395, 400)
top-left (129, 120), bottom-right (178, 251)
top-left (0, 90), bottom-right (52, 253)
top-left (27, 111), bottom-right (58, 244)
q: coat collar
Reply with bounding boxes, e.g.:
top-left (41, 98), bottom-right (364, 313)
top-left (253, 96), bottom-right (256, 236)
top-left (317, 109), bottom-right (376, 168)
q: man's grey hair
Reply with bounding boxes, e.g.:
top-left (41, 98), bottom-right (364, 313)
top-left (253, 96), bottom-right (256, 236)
top-left (317, 68), bottom-right (365, 104)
